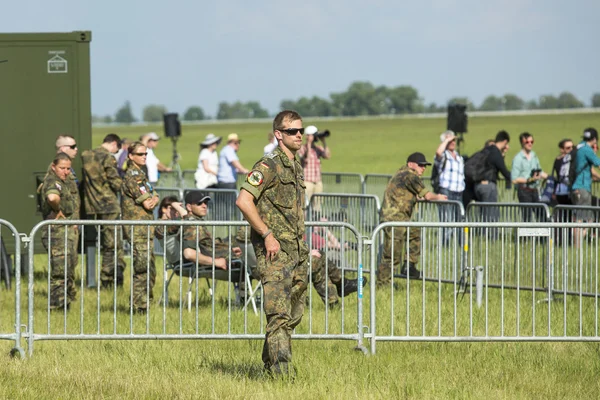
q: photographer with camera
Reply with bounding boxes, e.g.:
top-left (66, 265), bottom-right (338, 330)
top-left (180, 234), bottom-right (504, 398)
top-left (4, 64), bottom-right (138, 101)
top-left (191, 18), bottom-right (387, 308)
top-left (297, 125), bottom-right (331, 208)
top-left (511, 132), bottom-right (547, 221)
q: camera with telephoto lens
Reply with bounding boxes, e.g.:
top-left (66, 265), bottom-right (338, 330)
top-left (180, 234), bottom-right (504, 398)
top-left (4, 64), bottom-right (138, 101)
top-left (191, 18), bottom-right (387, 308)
top-left (314, 129), bottom-right (331, 141)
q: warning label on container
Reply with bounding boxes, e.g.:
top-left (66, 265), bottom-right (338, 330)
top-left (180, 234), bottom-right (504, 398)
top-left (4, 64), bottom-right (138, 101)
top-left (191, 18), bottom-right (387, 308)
top-left (48, 51), bottom-right (67, 74)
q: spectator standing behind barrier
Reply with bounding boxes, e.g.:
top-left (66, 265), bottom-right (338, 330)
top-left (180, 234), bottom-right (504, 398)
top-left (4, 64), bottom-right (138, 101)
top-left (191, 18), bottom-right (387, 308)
top-left (474, 131), bottom-right (512, 222)
top-left (218, 133), bottom-right (249, 189)
top-left (434, 131), bottom-right (465, 244)
top-left (552, 139), bottom-right (574, 206)
top-left (571, 128), bottom-right (600, 241)
top-left (263, 131), bottom-right (278, 155)
top-left (194, 133), bottom-right (222, 189)
top-left (141, 132), bottom-right (172, 185)
top-left (376, 153), bottom-right (447, 287)
top-left (511, 132), bottom-right (547, 221)
top-left (116, 138), bottom-right (132, 178)
top-left (121, 142), bottom-right (159, 313)
top-left (297, 125), bottom-right (330, 207)
top-left (81, 134), bottom-right (126, 288)
top-left (236, 110), bottom-right (309, 377)
top-left (40, 153), bottom-right (80, 310)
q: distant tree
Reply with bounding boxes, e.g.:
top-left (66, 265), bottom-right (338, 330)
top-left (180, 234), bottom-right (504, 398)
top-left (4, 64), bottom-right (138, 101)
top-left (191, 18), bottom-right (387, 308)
top-left (142, 104), bottom-right (167, 122)
top-left (331, 81), bottom-right (388, 116)
top-left (556, 92), bottom-right (584, 108)
top-left (386, 85), bottom-right (424, 114)
top-left (479, 95), bottom-right (503, 111)
top-left (502, 94), bottom-right (524, 110)
top-left (114, 101), bottom-right (136, 124)
top-left (183, 106), bottom-right (205, 121)
top-left (425, 102), bottom-right (445, 113)
top-left (592, 93), bottom-right (600, 108)
top-left (537, 95), bottom-right (559, 109)
top-left (246, 101), bottom-right (269, 118)
top-left (216, 101), bottom-right (269, 119)
top-left (525, 99), bottom-right (538, 110)
top-left (102, 115), bottom-right (113, 123)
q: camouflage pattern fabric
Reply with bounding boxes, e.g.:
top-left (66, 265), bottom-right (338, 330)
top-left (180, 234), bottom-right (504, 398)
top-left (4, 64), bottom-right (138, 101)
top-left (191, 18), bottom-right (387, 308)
top-left (121, 163), bottom-right (157, 309)
top-left (310, 250), bottom-right (342, 305)
top-left (240, 146), bottom-right (309, 374)
top-left (81, 146), bottom-right (122, 215)
top-left (377, 165), bottom-right (427, 286)
top-left (40, 166), bottom-right (80, 308)
top-left (95, 213), bottom-right (126, 285)
top-left (181, 214), bottom-right (232, 262)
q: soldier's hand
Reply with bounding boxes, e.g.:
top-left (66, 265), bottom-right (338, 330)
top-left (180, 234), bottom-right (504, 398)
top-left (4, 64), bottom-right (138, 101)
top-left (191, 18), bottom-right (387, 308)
top-left (214, 258), bottom-right (227, 270)
top-left (232, 247), bottom-right (242, 257)
top-left (54, 210), bottom-right (66, 220)
top-left (310, 249), bottom-right (321, 258)
top-left (264, 234), bottom-right (280, 261)
top-left (438, 194), bottom-right (448, 201)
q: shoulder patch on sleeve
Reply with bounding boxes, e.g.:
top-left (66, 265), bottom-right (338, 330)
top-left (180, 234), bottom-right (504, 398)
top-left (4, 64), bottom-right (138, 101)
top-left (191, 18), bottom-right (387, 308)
top-left (247, 171), bottom-right (264, 186)
top-left (55, 182), bottom-right (62, 191)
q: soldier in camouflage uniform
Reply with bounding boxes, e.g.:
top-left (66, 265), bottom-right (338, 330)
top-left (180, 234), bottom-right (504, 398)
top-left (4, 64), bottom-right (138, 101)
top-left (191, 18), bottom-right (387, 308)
top-left (236, 110), bottom-right (308, 377)
top-left (40, 153), bottom-right (81, 309)
top-left (377, 153), bottom-right (447, 287)
top-left (121, 142), bottom-right (159, 312)
top-left (81, 133), bottom-right (125, 288)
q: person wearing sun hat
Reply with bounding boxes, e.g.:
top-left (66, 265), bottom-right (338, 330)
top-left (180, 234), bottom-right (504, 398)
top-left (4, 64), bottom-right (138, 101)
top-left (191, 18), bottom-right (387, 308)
top-left (217, 133), bottom-right (249, 190)
top-left (195, 133), bottom-right (222, 189)
top-left (376, 152), bottom-right (447, 287)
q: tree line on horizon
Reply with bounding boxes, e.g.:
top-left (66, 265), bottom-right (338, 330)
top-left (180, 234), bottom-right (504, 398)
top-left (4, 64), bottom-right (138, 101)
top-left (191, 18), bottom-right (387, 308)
top-left (93, 81), bottom-right (600, 124)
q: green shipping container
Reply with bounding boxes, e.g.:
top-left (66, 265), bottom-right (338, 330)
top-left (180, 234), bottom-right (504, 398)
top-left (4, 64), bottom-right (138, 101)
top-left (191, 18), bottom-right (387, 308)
top-left (0, 31), bottom-right (92, 253)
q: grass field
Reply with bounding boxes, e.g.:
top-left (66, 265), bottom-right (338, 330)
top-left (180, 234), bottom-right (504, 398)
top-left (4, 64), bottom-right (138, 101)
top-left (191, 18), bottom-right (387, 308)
top-left (92, 113), bottom-right (600, 177)
top-left (2, 112), bottom-right (600, 399)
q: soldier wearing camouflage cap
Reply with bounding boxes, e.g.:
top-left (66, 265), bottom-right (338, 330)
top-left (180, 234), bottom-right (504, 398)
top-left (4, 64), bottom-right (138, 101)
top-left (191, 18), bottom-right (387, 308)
top-left (377, 152), bottom-right (447, 287)
top-left (81, 133), bottom-right (125, 288)
top-left (236, 110), bottom-right (308, 377)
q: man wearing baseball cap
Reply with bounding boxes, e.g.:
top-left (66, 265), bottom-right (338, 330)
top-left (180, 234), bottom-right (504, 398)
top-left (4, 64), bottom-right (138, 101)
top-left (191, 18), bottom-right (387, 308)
top-left (217, 133), bottom-right (249, 190)
top-left (297, 125), bottom-right (331, 207)
top-left (179, 190), bottom-right (242, 269)
top-left (141, 132), bottom-right (171, 185)
top-left (377, 152), bottom-right (448, 287)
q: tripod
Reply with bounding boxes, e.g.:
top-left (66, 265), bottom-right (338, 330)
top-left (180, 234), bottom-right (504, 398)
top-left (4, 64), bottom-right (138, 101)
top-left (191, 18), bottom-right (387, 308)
top-left (170, 137), bottom-right (183, 187)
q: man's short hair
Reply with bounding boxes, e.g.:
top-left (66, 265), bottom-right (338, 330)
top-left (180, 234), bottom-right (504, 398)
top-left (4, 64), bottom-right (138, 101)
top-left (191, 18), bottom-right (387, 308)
top-left (519, 132), bottom-right (532, 144)
top-left (103, 133), bottom-right (121, 144)
top-left (55, 135), bottom-right (75, 150)
top-left (273, 110), bottom-right (302, 132)
top-left (495, 130), bottom-right (510, 143)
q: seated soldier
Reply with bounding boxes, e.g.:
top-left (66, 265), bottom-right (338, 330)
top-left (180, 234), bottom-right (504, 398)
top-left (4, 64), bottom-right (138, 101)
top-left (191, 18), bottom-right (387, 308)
top-left (308, 214), bottom-right (367, 308)
top-left (155, 192), bottom-right (241, 269)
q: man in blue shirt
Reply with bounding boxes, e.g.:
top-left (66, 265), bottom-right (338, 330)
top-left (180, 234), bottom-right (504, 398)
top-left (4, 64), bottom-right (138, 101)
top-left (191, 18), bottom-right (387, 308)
top-left (217, 133), bottom-right (249, 190)
top-left (571, 128), bottom-right (600, 219)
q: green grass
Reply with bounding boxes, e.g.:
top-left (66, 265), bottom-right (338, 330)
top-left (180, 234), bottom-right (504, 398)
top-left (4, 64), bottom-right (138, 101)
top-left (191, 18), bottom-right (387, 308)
top-left (92, 113), bottom-right (600, 177)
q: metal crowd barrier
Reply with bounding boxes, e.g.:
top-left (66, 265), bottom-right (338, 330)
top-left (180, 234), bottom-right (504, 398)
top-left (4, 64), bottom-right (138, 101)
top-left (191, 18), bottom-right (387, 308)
top-left (362, 174), bottom-right (391, 203)
top-left (466, 202), bottom-right (551, 223)
top-left (306, 194), bottom-right (380, 237)
top-left (0, 220), bottom-right (24, 358)
top-left (25, 220), bottom-right (366, 356)
top-left (368, 221), bottom-right (600, 355)
top-left (181, 169), bottom-right (196, 188)
top-left (155, 171), bottom-right (181, 188)
top-left (321, 172), bottom-right (364, 194)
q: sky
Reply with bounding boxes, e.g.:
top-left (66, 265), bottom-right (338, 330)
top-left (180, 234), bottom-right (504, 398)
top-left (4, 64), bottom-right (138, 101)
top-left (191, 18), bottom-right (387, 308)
top-left (2, 0), bottom-right (598, 118)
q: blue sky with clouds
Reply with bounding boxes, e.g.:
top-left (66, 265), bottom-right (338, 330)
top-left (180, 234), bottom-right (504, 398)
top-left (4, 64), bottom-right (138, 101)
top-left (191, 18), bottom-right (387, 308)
top-left (2, 0), bottom-right (598, 117)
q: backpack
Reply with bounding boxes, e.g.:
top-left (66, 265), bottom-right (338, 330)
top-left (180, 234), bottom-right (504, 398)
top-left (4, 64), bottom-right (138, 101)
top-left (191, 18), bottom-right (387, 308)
top-left (464, 149), bottom-right (488, 183)
top-left (431, 154), bottom-right (447, 193)
top-left (566, 146), bottom-right (581, 189)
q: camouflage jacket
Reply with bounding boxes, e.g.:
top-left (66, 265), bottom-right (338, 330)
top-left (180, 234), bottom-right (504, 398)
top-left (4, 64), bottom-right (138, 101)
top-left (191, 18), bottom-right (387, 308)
top-left (381, 165), bottom-right (429, 222)
top-left (240, 146), bottom-right (308, 259)
top-left (40, 166), bottom-right (80, 220)
top-left (121, 162), bottom-right (157, 221)
top-left (82, 146), bottom-right (122, 215)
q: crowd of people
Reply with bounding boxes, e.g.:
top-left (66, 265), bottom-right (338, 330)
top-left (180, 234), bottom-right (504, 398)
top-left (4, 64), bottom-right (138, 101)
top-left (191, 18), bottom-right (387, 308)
top-left (37, 114), bottom-right (599, 376)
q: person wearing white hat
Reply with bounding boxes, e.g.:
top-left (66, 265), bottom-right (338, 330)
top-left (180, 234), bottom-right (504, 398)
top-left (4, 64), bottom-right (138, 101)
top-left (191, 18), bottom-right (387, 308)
top-left (194, 133), bottom-right (222, 189)
top-left (217, 133), bottom-right (249, 189)
top-left (141, 132), bottom-right (171, 184)
top-left (297, 125), bottom-right (331, 207)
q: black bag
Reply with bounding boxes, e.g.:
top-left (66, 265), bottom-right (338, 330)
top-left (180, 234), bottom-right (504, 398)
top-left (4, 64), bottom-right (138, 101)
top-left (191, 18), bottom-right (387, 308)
top-left (567, 146), bottom-right (580, 189)
top-left (464, 149), bottom-right (488, 183)
top-left (431, 155), bottom-right (447, 194)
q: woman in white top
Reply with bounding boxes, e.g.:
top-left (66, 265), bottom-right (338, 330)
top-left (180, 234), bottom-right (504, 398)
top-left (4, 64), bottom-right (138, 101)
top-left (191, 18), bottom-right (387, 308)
top-left (194, 133), bottom-right (222, 189)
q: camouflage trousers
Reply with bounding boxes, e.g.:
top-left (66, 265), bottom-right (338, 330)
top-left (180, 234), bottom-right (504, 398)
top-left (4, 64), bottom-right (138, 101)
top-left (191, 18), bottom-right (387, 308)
top-left (377, 225), bottom-right (421, 286)
top-left (255, 248), bottom-right (308, 374)
top-left (41, 225), bottom-right (78, 308)
top-left (310, 250), bottom-right (342, 305)
top-left (95, 213), bottom-right (126, 285)
top-left (125, 225), bottom-right (155, 310)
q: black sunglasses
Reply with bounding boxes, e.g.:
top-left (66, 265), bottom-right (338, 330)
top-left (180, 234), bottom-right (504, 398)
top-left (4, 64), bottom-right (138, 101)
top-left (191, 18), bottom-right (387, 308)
top-left (132, 152), bottom-right (148, 156)
top-left (279, 128), bottom-right (305, 135)
top-left (65, 144), bottom-right (77, 149)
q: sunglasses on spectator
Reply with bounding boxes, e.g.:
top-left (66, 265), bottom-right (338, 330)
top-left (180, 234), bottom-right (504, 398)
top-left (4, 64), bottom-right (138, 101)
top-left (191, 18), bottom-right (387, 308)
top-left (564, 146), bottom-right (573, 150)
top-left (64, 144), bottom-right (77, 149)
top-left (279, 128), bottom-right (305, 135)
top-left (132, 152), bottom-right (148, 156)
top-left (524, 140), bottom-right (534, 144)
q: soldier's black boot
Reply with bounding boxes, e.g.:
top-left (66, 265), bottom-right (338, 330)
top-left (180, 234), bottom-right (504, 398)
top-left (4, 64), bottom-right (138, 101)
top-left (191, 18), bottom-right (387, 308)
top-left (400, 262), bottom-right (422, 279)
top-left (335, 276), bottom-right (368, 297)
